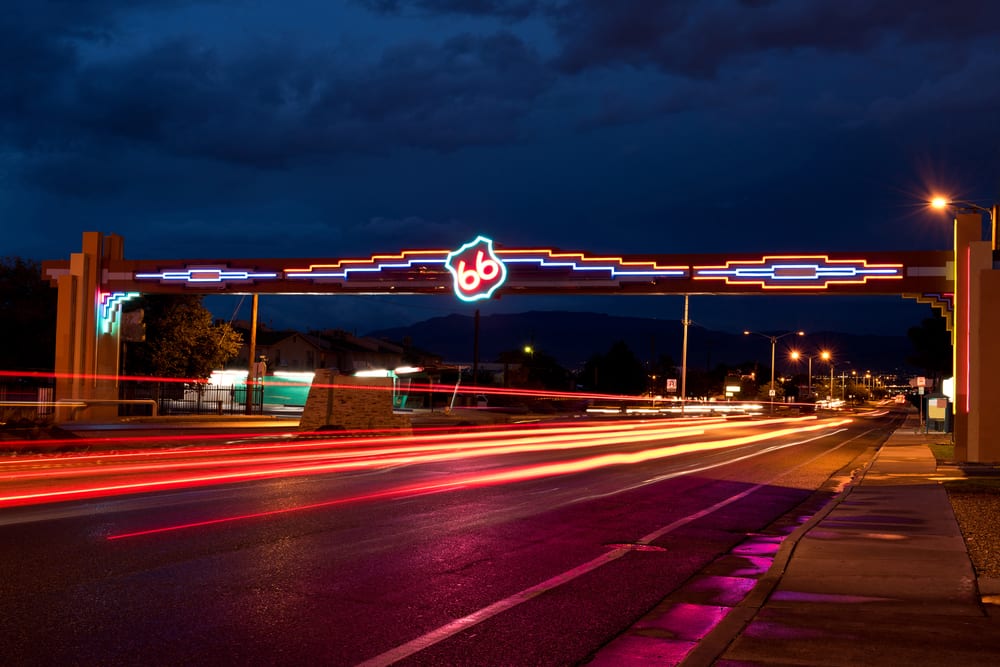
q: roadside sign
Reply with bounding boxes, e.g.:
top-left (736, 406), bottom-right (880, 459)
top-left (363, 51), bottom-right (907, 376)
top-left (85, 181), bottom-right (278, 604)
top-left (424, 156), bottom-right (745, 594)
top-left (666, 378), bottom-right (677, 393)
top-left (769, 389), bottom-right (776, 397)
top-left (917, 376), bottom-right (926, 387)
top-left (918, 386), bottom-right (925, 395)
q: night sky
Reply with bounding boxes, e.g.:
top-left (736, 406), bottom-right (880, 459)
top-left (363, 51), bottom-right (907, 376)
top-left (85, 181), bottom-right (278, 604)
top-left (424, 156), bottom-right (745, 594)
top-left (4, 1), bottom-right (999, 337)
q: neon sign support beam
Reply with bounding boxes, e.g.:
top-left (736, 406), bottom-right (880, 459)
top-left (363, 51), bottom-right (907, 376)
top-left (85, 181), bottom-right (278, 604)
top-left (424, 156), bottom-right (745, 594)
top-left (62, 245), bottom-right (953, 298)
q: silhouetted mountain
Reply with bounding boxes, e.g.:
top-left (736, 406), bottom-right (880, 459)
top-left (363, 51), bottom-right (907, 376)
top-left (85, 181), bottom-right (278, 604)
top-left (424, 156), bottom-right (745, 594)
top-left (367, 310), bottom-right (918, 375)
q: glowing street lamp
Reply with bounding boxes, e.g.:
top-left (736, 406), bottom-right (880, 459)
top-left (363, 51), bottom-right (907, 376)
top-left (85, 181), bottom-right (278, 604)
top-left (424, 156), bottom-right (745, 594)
top-left (789, 350), bottom-right (816, 396)
top-left (744, 330), bottom-right (805, 400)
top-left (929, 194), bottom-right (997, 454)
top-left (931, 196), bottom-right (998, 250)
top-left (821, 350), bottom-right (833, 399)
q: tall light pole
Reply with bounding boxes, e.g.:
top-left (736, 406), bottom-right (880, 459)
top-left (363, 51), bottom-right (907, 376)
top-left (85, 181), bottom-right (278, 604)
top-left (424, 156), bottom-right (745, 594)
top-left (932, 197), bottom-right (999, 251)
top-left (744, 330), bottom-right (804, 403)
top-left (929, 196), bottom-right (997, 457)
top-left (790, 350), bottom-right (813, 395)
top-left (821, 350), bottom-right (833, 400)
top-left (246, 293), bottom-right (259, 415)
top-left (681, 295), bottom-right (690, 413)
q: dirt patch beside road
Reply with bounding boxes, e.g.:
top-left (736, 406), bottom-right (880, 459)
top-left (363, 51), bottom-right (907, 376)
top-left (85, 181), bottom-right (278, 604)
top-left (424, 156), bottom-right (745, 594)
top-left (946, 478), bottom-right (1000, 579)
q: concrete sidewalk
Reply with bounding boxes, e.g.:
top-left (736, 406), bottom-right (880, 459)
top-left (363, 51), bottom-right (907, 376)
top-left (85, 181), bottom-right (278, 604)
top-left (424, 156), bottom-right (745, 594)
top-left (590, 418), bottom-right (1000, 666)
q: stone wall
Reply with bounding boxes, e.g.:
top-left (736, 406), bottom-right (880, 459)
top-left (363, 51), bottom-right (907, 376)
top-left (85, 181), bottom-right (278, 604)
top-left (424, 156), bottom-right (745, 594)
top-left (299, 370), bottom-right (411, 434)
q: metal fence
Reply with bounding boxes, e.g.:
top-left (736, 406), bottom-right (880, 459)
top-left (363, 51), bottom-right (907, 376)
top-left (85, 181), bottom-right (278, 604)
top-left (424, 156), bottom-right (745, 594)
top-left (120, 382), bottom-right (265, 416)
top-left (2, 379), bottom-right (271, 422)
top-left (0, 381), bottom-right (56, 423)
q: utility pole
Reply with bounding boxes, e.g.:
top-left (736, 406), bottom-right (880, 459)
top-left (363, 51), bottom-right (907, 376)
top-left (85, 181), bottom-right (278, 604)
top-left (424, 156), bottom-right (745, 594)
top-left (245, 293), bottom-right (258, 415)
top-left (472, 309), bottom-right (480, 405)
top-left (681, 295), bottom-right (689, 414)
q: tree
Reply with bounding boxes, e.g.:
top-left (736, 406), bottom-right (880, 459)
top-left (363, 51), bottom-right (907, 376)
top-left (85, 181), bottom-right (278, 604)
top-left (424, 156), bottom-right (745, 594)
top-left (906, 316), bottom-right (952, 381)
top-left (581, 340), bottom-right (647, 395)
top-left (496, 347), bottom-right (571, 391)
top-left (125, 295), bottom-right (243, 379)
top-left (0, 257), bottom-right (57, 371)
top-left (524, 349), bottom-right (571, 390)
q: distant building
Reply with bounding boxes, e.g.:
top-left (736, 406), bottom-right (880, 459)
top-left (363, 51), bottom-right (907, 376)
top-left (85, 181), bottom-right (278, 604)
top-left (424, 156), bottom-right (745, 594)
top-left (310, 329), bottom-right (403, 374)
top-left (229, 322), bottom-right (413, 375)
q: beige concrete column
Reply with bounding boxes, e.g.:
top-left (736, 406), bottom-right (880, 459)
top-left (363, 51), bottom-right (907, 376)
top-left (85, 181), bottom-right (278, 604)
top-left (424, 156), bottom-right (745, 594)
top-left (95, 234), bottom-right (125, 412)
top-left (53, 271), bottom-right (80, 421)
top-left (54, 235), bottom-right (99, 420)
top-left (52, 232), bottom-right (125, 421)
top-left (969, 247), bottom-right (1000, 462)
top-left (952, 213), bottom-right (981, 460)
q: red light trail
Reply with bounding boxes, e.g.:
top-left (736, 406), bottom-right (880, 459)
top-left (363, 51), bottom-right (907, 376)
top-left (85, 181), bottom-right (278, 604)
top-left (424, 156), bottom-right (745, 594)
top-left (0, 416), bottom-right (852, 531)
top-left (107, 416), bottom-right (851, 539)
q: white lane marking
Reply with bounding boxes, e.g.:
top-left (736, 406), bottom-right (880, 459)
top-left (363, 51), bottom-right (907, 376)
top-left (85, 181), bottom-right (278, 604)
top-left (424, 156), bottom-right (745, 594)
top-left (356, 426), bottom-right (869, 666)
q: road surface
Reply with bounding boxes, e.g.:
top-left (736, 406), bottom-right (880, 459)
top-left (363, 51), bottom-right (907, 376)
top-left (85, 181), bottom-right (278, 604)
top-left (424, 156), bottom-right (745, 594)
top-left (0, 410), bottom-right (898, 665)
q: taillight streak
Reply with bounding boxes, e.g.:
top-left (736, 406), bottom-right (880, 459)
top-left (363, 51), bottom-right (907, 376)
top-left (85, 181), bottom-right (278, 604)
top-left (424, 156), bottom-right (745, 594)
top-left (2, 423), bottom-right (710, 483)
top-left (107, 416), bottom-right (853, 539)
top-left (1, 416), bottom-right (846, 509)
top-left (0, 417), bottom-right (726, 460)
top-left (0, 418), bottom-right (725, 466)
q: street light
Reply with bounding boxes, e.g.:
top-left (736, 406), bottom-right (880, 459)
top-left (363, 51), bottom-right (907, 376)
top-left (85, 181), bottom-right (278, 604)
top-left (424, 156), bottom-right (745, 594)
top-left (744, 329), bottom-right (805, 400)
top-left (789, 350), bottom-right (815, 396)
top-left (931, 196), bottom-right (998, 251)
top-left (930, 195), bottom-right (994, 455)
top-left (821, 350), bottom-right (833, 399)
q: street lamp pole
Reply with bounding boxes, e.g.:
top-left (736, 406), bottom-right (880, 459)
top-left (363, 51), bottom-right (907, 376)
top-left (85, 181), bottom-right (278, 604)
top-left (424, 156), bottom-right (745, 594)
top-left (819, 350), bottom-right (833, 400)
top-left (681, 294), bottom-right (690, 414)
top-left (246, 293), bottom-right (259, 415)
top-left (744, 329), bottom-right (804, 405)
top-left (789, 350), bottom-right (814, 396)
top-left (932, 197), bottom-right (998, 252)
top-left (770, 338), bottom-right (776, 394)
top-left (929, 195), bottom-right (994, 458)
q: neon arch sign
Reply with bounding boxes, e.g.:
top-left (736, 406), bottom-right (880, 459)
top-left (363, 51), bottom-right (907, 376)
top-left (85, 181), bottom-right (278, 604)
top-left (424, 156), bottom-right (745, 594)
top-left (110, 236), bottom-right (947, 308)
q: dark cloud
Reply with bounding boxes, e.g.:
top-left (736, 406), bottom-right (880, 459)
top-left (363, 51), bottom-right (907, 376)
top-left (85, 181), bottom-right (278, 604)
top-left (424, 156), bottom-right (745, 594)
top-left (306, 31), bottom-right (553, 155)
top-left (4, 0), bottom-right (1000, 339)
top-left (7, 0), bottom-right (997, 185)
top-left (546, 1), bottom-right (1000, 78)
top-left (356, 0), bottom-right (539, 20)
top-left (4, 5), bottom-right (553, 182)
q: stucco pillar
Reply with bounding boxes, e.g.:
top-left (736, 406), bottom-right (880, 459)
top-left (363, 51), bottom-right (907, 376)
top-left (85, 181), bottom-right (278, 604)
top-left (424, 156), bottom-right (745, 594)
top-left (952, 213), bottom-right (981, 461)
top-left (53, 232), bottom-right (125, 421)
top-left (968, 247), bottom-right (1000, 462)
top-left (54, 234), bottom-right (99, 420)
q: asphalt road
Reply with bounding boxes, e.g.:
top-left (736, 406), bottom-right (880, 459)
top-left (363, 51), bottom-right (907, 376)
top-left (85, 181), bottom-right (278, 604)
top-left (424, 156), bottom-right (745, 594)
top-left (0, 411), bottom-right (901, 666)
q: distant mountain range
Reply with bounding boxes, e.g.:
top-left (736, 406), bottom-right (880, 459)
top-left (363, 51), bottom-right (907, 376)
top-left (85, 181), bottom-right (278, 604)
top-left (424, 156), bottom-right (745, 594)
top-left (367, 310), bottom-right (919, 374)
